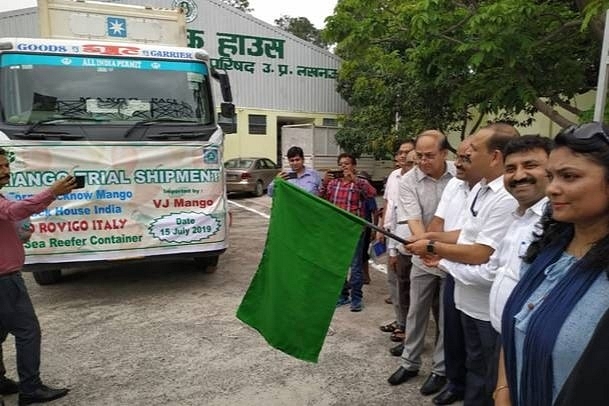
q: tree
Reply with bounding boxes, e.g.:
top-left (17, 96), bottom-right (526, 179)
top-left (223, 0), bottom-right (251, 12)
top-left (324, 0), bottom-right (603, 157)
top-left (275, 15), bottom-right (330, 49)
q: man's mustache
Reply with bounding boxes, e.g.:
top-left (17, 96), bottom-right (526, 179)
top-left (509, 177), bottom-right (536, 188)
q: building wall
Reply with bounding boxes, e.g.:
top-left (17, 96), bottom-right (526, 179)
top-left (225, 107), bottom-right (340, 163)
top-left (445, 92), bottom-right (595, 147)
top-left (0, 0), bottom-right (349, 162)
top-left (0, 7), bottom-right (39, 37)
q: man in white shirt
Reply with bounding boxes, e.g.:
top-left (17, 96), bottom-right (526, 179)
top-left (486, 136), bottom-right (552, 406)
top-left (487, 135), bottom-right (552, 333)
top-left (406, 123), bottom-right (520, 406)
top-left (377, 142), bottom-right (415, 346)
top-left (422, 138), bottom-right (481, 405)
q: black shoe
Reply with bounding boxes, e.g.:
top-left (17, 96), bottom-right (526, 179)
top-left (433, 387), bottom-right (464, 405)
top-left (387, 366), bottom-right (418, 386)
top-left (19, 384), bottom-right (69, 406)
top-left (389, 343), bottom-right (404, 357)
top-left (420, 373), bottom-right (447, 396)
top-left (0, 377), bottom-right (19, 395)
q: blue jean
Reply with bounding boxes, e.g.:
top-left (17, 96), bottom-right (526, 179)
top-left (340, 232), bottom-right (366, 304)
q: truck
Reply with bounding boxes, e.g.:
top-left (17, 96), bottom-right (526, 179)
top-left (280, 124), bottom-right (395, 191)
top-left (0, 0), bottom-right (235, 285)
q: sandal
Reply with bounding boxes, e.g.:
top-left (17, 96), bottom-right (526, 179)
top-left (390, 329), bottom-right (405, 342)
top-left (379, 321), bottom-right (399, 333)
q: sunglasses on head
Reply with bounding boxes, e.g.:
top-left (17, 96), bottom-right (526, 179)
top-left (561, 122), bottom-right (609, 145)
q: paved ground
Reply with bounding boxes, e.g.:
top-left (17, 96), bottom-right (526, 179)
top-left (2, 194), bottom-right (451, 406)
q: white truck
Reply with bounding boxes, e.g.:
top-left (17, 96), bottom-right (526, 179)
top-left (0, 0), bottom-right (235, 284)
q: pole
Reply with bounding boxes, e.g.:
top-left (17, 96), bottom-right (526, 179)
top-left (362, 218), bottom-right (409, 245)
top-left (594, 10), bottom-right (609, 122)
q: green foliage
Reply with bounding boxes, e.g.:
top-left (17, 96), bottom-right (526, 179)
top-left (579, 103), bottom-right (609, 123)
top-left (324, 0), bottom-right (602, 157)
top-left (582, 0), bottom-right (609, 29)
top-left (274, 15), bottom-right (330, 49)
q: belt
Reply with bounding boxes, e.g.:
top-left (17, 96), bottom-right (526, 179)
top-left (0, 271), bottom-right (20, 279)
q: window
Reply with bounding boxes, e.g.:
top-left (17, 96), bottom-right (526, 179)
top-left (322, 117), bottom-right (338, 127)
top-left (248, 114), bottom-right (267, 134)
top-left (263, 159), bottom-right (277, 169)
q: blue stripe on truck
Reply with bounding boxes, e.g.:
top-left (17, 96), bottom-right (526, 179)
top-left (0, 54), bottom-right (208, 74)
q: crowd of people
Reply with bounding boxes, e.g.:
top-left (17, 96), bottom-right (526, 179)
top-left (4, 120), bottom-right (607, 405)
top-left (272, 121), bottom-right (609, 406)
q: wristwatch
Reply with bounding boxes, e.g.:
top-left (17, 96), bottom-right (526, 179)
top-left (426, 240), bottom-right (436, 254)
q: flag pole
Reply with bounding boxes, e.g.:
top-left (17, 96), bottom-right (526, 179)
top-left (361, 219), bottom-right (409, 245)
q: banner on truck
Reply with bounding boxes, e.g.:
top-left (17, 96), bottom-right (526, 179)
top-left (1, 141), bottom-right (228, 263)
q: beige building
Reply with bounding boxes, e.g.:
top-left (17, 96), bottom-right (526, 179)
top-left (446, 92), bottom-right (594, 145)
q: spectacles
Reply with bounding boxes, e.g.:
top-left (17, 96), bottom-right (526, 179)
top-left (561, 122), bottom-right (609, 145)
top-left (469, 186), bottom-right (489, 217)
top-left (415, 152), bottom-right (437, 161)
top-left (455, 154), bottom-right (471, 164)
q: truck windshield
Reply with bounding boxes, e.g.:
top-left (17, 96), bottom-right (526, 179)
top-left (0, 53), bottom-right (213, 126)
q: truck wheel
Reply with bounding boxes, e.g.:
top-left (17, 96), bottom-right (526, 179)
top-left (33, 270), bottom-right (62, 285)
top-left (252, 180), bottom-right (264, 197)
top-left (194, 255), bottom-right (219, 273)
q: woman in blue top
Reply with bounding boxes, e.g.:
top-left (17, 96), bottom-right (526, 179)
top-left (497, 122), bottom-right (609, 406)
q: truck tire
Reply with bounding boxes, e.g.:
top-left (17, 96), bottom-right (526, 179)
top-left (194, 255), bottom-right (219, 273)
top-left (32, 269), bottom-right (62, 285)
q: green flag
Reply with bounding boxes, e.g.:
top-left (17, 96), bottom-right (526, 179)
top-left (236, 178), bottom-right (366, 362)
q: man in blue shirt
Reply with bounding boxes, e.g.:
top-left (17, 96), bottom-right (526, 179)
top-left (267, 146), bottom-right (321, 196)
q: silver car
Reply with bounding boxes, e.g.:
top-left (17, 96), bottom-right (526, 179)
top-left (224, 157), bottom-right (279, 196)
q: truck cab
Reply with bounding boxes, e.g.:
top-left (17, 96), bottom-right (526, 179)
top-left (0, 37), bottom-right (235, 284)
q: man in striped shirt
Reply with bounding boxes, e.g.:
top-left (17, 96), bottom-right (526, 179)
top-left (319, 153), bottom-right (377, 312)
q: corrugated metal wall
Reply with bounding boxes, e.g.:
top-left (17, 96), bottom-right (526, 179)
top-left (0, 8), bottom-right (39, 37)
top-left (0, 0), bottom-right (350, 116)
top-left (126, 0), bottom-right (349, 114)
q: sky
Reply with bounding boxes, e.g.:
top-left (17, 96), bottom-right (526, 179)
top-left (0, 0), bottom-right (338, 28)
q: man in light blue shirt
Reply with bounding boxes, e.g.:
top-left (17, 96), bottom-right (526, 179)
top-left (267, 146), bottom-right (321, 196)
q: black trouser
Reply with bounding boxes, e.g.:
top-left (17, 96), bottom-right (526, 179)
top-left (461, 312), bottom-right (498, 406)
top-left (443, 275), bottom-right (466, 394)
top-left (395, 254), bottom-right (413, 329)
top-left (0, 272), bottom-right (42, 393)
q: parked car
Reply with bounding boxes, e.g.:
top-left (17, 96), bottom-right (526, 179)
top-left (224, 157), bottom-right (279, 196)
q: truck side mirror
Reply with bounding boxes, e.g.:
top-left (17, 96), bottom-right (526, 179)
top-left (220, 102), bottom-right (234, 118)
top-left (218, 102), bottom-right (236, 134)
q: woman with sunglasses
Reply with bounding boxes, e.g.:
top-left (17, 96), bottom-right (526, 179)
top-left (496, 121), bottom-right (609, 406)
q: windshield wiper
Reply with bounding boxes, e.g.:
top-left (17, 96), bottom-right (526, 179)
top-left (146, 132), bottom-right (208, 140)
top-left (13, 132), bottom-right (85, 140)
top-left (22, 115), bottom-right (110, 136)
top-left (123, 118), bottom-right (199, 138)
